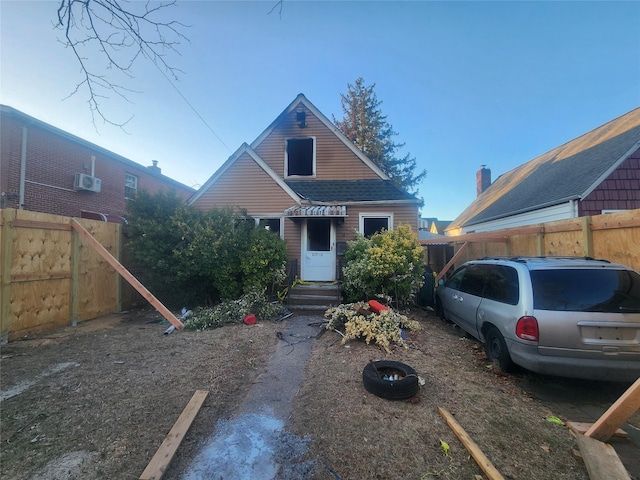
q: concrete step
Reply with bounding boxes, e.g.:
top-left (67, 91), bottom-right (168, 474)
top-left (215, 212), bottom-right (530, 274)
top-left (288, 294), bottom-right (341, 306)
top-left (287, 283), bottom-right (342, 312)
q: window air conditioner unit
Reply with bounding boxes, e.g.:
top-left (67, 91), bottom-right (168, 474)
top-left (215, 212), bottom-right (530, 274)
top-left (74, 173), bottom-right (102, 192)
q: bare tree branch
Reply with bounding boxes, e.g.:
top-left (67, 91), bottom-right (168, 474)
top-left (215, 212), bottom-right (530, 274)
top-left (56, 0), bottom-right (189, 128)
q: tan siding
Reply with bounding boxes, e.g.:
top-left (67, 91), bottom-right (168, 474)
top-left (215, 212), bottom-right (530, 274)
top-left (253, 105), bottom-right (382, 181)
top-left (191, 153), bottom-right (296, 214)
top-left (336, 204), bottom-right (419, 244)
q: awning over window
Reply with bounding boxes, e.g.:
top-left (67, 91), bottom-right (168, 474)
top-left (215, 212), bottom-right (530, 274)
top-left (284, 205), bottom-right (347, 217)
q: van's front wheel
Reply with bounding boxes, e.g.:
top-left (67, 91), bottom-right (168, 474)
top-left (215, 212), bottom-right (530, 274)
top-left (485, 327), bottom-right (514, 373)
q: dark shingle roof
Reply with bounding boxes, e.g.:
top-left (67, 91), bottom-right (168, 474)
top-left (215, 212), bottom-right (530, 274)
top-left (449, 107), bottom-right (640, 230)
top-left (285, 180), bottom-right (417, 202)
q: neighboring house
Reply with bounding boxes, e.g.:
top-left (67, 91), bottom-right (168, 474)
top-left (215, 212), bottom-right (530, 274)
top-left (188, 94), bottom-right (421, 282)
top-left (447, 107), bottom-right (640, 235)
top-left (420, 217), bottom-right (451, 236)
top-left (1, 105), bottom-right (195, 222)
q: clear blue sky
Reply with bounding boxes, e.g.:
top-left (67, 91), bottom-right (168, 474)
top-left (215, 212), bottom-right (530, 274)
top-left (2, 1), bottom-right (639, 221)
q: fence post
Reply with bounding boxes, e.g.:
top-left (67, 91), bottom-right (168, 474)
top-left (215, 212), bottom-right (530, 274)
top-left (0, 209), bottom-right (15, 343)
top-left (581, 216), bottom-right (594, 258)
top-left (536, 224), bottom-right (545, 255)
top-left (69, 224), bottom-right (79, 326)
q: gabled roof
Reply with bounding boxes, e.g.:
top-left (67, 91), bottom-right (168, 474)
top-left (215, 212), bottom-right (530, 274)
top-left (250, 94), bottom-right (390, 180)
top-left (286, 180), bottom-right (418, 203)
top-left (187, 143), bottom-right (301, 205)
top-left (449, 107), bottom-right (640, 230)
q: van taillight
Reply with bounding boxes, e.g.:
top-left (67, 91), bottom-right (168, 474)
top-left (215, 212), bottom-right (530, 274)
top-left (516, 316), bottom-right (539, 342)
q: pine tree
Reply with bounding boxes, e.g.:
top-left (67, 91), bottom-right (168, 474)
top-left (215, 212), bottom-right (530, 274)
top-left (333, 77), bottom-right (426, 194)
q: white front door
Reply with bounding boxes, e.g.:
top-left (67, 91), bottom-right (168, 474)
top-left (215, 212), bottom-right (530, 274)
top-left (301, 218), bottom-right (335, 281)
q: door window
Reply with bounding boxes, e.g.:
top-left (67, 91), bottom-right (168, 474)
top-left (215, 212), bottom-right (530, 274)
top-left (307, 218), bottom-right (331, 251)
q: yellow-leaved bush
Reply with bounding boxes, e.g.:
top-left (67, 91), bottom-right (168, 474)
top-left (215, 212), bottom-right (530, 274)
top-left (324, 303), bottom-right (421, 352)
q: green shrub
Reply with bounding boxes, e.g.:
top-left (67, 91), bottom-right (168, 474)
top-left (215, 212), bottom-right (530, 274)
top-left (184, 288), bottom-right (283, 331)
top-left (125, 192), bottom-right (287, 307)
top-left (342, 224), bottom-right (424, 306)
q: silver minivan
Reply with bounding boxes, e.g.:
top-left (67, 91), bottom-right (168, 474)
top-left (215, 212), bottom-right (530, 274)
top-left (435, 257), bottom-right (640, 382)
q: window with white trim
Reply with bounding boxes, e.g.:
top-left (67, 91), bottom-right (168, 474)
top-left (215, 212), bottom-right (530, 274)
top-left (359, 213), bottom-right (393, 237)
top-left (256, 217), bottom-right (284, 239)
top-left (285, 137), bottom-right (315, 177)
top-left (125, 173), bottom-right (138, 199)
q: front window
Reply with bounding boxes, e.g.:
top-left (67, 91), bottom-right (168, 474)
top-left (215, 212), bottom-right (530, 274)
top-left (359, 213), bottom-right (393, 237)
top-left (286, 137), bottom-right (315, 177)
top-left (125, 173), bottom-right (138, 199)
top-left (257, 217), bottom-right (284, 239)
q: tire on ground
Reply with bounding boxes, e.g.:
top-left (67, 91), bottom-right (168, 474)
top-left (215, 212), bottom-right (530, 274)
top-left (362, 360), bottom-right (419, 400)
top-left (484, 327), bottom-right (515, 373)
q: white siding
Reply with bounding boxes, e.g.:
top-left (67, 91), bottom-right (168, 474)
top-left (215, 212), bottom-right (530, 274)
top-left (460, 202), bottom-right (576, 234)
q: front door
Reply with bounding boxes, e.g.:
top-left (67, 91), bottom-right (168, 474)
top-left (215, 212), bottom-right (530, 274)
top-left (301, 218), bottom-right (335, 281)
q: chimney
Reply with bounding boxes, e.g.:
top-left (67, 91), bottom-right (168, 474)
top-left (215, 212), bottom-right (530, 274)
top-left (148, 160), bottom-right (161, 174)
top-left (476, 165), bottom-right (491, 196)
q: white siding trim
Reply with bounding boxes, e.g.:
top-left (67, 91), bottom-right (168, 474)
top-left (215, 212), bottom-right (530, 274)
top-left (460, 202), bottom-right (575, 234)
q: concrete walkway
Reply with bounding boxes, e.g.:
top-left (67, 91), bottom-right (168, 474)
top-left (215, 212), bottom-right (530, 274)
top-left (181, 314), bottom-right (325, 480)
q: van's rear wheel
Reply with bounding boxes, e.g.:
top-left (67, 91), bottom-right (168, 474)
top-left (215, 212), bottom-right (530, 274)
top-left (485, 327), bottom-right (514, 373)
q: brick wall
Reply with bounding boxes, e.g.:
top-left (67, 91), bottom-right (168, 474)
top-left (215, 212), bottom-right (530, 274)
top-left (579, 150), bottom-right (640, 216)
top-left (1, 108), bottom-right (194, 219)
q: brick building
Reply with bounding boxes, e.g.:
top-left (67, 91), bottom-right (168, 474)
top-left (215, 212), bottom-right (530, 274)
top-left (1, 105), bottom-right (195, 221)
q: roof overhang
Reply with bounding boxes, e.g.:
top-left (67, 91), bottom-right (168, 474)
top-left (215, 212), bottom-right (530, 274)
top-left (284, 205), bottom-right (347, 218)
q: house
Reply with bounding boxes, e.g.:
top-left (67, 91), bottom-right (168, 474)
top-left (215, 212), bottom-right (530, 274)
top-left (0, 105), bottom-right (195, 222)
top-left (420, 217), bottom-right (451, 236)
top-left (188, 94), bottom-right (421, 282)
top-left (446, 107), bottom-right (640, 235)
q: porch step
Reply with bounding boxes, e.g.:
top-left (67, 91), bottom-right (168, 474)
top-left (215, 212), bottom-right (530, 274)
top-left (288, 283), bottom-right (342, 313)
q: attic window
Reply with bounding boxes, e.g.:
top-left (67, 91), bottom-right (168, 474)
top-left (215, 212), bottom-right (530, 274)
top-left (286, 137), bottom-right (315, 177)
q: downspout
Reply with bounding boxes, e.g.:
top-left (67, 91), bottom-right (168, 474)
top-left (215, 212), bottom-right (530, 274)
top-left (572, 199), bottom-right (579, 218)
top-left (91, 155), bottom-right (96, 176)
top-left (19, 126), bottom-right (27, 209)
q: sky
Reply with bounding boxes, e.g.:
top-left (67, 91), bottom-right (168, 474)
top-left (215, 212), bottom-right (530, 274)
top-left (1, 1), bottom-right (639, 221)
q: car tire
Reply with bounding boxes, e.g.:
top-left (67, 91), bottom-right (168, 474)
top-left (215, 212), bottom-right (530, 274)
top-left (362, 360), bottom-right (419, 400)
top-left (485, 327), bottom-right (515, 373)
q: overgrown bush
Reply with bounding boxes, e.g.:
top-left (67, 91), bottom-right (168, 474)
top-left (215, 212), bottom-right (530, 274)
top-left (184, 288), bottom-right (283, 331)
top-left (342, 224), bottom-right (424, 307)
top-left (125, 191), bottom-right (287, 307)
top-left (325, 303), bottom-right (421, 352)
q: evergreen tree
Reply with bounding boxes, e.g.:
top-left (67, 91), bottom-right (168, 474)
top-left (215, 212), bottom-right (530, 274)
top-left (333, 77), bottom-right (426, 194)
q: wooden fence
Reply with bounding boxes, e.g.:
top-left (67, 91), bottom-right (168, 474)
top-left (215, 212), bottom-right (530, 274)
top-left (0, 209), bottom-right (130, 342)
top-left (421, 209), bottom-right (640, 276)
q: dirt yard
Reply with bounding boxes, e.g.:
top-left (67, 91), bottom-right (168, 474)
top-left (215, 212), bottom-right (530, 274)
top-left (1, 307), bottom-right (637, 479)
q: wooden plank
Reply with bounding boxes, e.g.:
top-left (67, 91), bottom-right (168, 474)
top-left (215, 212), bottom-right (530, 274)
top-left (139, 390), bottom-right (209, 480)
top-left (585, 377), bottom-right (640, 442)
top-left (436, 242), bottom-right (469, 281)
top-left (1, 209), bottom-right (15, 343)
top-left (438, 407), bottom-right (505, 480)
top-left (575, 434), bottom-right (631, 480)
top-left (567, 421), bottom-right (627, 438)
top-left (12, 219), bottom-right (72, 231)
top-left (10, 272), bottom-right (72, 282)
top-left (70, 219), bottom-right (183, 330)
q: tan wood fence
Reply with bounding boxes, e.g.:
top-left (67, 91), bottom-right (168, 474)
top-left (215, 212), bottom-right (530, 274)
top-left (421, 209), bottom-right (640, 277)
top-left (0, 209), bottom-right (131, 342)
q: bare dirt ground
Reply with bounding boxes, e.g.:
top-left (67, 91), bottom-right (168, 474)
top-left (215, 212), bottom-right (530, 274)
top-left (1, 307), bottom-right (638, 479)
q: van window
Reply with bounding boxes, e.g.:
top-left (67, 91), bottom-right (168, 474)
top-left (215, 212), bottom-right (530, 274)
top-left (482, 265), bottom-right (519, 305)
top-left (459, 264), bottom-right (486, 297)
top-left (531, 269), bottom-right (640, 312)
top-left (445, 266), bottom-right (467, 290)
